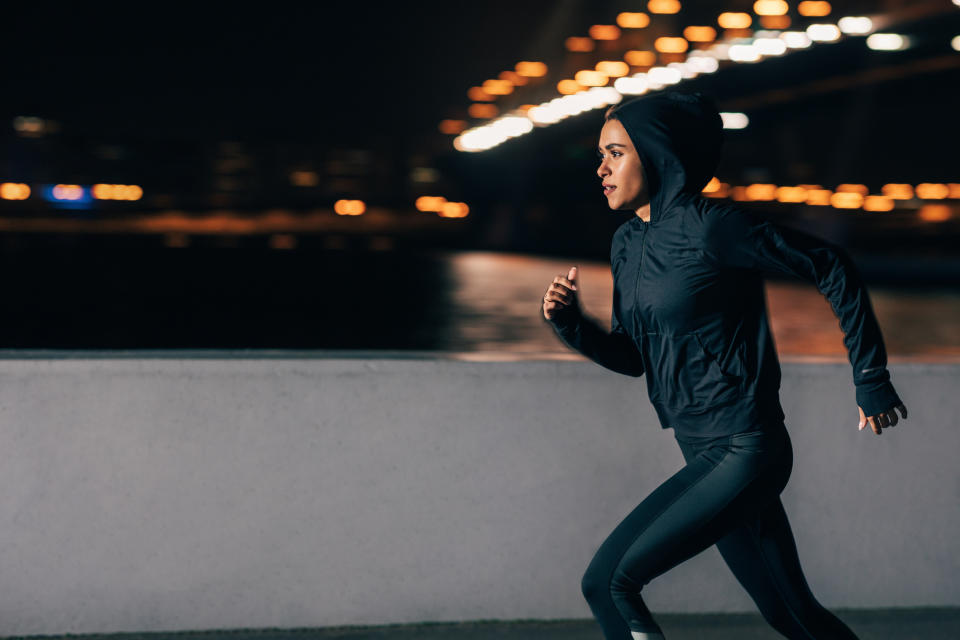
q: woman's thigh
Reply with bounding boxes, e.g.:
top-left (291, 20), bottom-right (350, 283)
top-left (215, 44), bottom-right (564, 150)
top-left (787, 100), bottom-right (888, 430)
top-left (587, 427), bottom-right (791, 592)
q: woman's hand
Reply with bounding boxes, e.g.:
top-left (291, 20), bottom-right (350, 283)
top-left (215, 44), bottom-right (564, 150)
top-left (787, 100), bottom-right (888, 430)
top-left (858, 403), bottom-right (908, 435)
top-left (543, 266), bottom-right (581, 321)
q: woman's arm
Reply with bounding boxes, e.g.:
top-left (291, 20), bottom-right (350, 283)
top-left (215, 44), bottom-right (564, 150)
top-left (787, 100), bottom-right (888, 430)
top-left (542, 266), bottom-right (645, 377)
top-left (546, 303), bottom-right (646, 377)
top-left (703, 203), bottom-right (903, 421)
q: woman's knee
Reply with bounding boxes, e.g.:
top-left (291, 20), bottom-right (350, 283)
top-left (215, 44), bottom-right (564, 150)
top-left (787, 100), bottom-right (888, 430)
top-left (580, 563), bottom-right (609, 603)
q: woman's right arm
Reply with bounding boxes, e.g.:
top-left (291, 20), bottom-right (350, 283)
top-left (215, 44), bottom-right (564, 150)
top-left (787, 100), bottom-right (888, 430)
top-left (542, 266), bottom-right (645, 377)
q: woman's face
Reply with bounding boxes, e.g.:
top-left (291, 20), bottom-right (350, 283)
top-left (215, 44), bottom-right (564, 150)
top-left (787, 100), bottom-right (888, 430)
top-left (597, 118), bottom-right (649, 211)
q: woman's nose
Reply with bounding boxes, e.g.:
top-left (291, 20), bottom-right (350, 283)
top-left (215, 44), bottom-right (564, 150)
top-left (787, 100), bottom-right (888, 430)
top-left (597, 161), bottom-right (609, 178)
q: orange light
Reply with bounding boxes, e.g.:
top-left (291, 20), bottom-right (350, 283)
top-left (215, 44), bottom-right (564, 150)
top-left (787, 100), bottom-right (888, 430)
top-left (125, 185), bottom-right (143, 201)
top-left (684, 26), bottom-right (717, 42)
top-left (863, 195), bottom-right (894, 211)
top-left (745, 184), bottom-right (776, 201)
top-left (439, 120), bottom-right (466, 135)
top-left (415, 196), bottom-right (447, 212)
top-left (948, 184), bottom-right (960, 199)
top-left (515, 61), bottom-right (548, 77)
top-left (731, 186), bottom-right (750, 201)
top-left (482, 79), bottom-right (513, 95)
top-left (915, 183), bottom-right (950, 199)
top-left (836, 184), bottom-right (869, 196)
top-left (596, 60), bottom-right (630, 77)
top-left (565, 36), bottom-right (595, 52)
top-left (798, 1), bottom-right (832, 17)
top-left (704, 182), bottom-right (730, 198)
top-left (589, 25), bottom-right (621, 40)
top-left (290, 171), bottom-right (320, 187)
top-left (648, 0), bottom-right (681, 14)
top-left (655, 37), bottom-right (689, 53)
top-left (753, 0), bottom-right (788, 16)
top-left (806, 189), bottom-right (833, 205)
top-left (557, 79), bottom-right (584, 94)
top-left (468, 86), bottom-right (493, 102)
top-left (439, 201), bottom-right (470, 218)
top-left (918, 204), bottom-right (952, 222)
top-left (625, 50), bottom-right (657, 66)
top-left (0, 182), bottom-right (31, 200)
top-left (468, 103), bottom-right (499, 119)
top-left (574, 70), bottom-right (608, 86)
top-left (881, 183), bottom-right (914, 200)
top-left (702, 177), bottom-right (722, 193)
top-left (775, 186), bottom-right (808, 202)
top-left (616, 12), bottom-right (650, 28)
top-left (718, 12), bottom-right (752, 29)
top-left (760, 15), bottom-right (791, 29)
top-left (831, 192), bottom-right (863, 209)
top-left (334, 199), bottom-right (365, 216)
top-left (498, 70), bottom-right (528, 86)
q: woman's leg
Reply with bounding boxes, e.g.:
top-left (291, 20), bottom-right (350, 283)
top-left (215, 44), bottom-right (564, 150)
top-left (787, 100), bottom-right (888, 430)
top-left (580, 427), bottom-right (789, 639)
top-left (715, 496), bottom-right (860, 639)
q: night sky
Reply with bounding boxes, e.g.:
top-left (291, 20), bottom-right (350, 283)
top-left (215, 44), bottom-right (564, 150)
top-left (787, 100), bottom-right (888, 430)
top-left (2, 2), bottom-right (588, 145)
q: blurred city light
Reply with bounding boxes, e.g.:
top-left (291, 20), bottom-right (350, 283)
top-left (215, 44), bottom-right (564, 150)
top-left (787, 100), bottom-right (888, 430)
top-left (415, 196), bottom-right (446, 212)
top-left (588, 25), bottom-right (621, 40)
top-left (918, 204), bottom-right (953, 222)
top-left (684, 26), bottom-right (717, 42)
top-left (755, 37), bottom-right (788, 55)
top-left (647, 66), bottom-right (683, 86)
top-left (0, 182), bottom-right (31, 200)
top-left (882, 184), bottom-right (914, 199)
top-left (468, 87), bottom-right (493, 101)
top-left (807, 24), bottom-right (841, 41)
top-left (760, 15), bottom-right (791, 29)
top-left (781, 31), bottom-right (813, 48)
top-left (596, 60), bottom-right (630, 77)
top-left (617, 12), bottom-right (650, 28)
top-left (91, 184), bottom-right (143, 200)
top-left (468, 103), bottom-right (498, 118)
top-left (753, 1), bottom-right (788, 16)
top-left (625, 50), bottom-right (657, 66)
top-left (565, 37), bottom-right (594, 52)
top-left (575, 70), bottom-right (609, 86)
top-left (836, 184), bottom-right (869, 196)
top-left (556, 79), bottom-right (584, 95)
top-left (482, 79), bottom-right (513, 95)
top-left (718, 13), bottom-right (752, 29)
top-left (647, 0), bottom-right (681, 15)
top-left (655, 37), bottom-right (689, 53)
top-left (51, 184), bottom-right (85, 201)
top-left (775, 186), bottom-right (808, 202)
top-left (515, 61), bottom-right (548, 77)
top-left (916, 183), bottom-right (950, 199)
top-left (866, 33), bottom-right (908, 50)
top-left (837, 17), bottom-right (874, 35)
top-left (729, 44), bottom-right (761, 62)
top-left (863, 195), bottom-right (895, 211)
top-left (334, 199), bottom-right (365, 216)
top-left (438, 119), bottom-right (467, 135)
top-left (952, 35), bottom-right (960, 51)
top-left (831, 192), bottom-right (863, 208)
top-left (745, 183), bottom-right (777, 200)
top-left (439, 201), bottom-right (470, 218)
top-left (806, 189), bottom-right (833, 205)
top-left (613, 75), bottom-right (650, 95)
top-left (798, 1), bottom-right (832, 17)
top-left (720, 112), bottom-right (749, 129)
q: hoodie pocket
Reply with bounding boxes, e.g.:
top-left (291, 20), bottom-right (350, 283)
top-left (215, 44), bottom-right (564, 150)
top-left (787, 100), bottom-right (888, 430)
top-left (645, 331), bottom-right (743, 414)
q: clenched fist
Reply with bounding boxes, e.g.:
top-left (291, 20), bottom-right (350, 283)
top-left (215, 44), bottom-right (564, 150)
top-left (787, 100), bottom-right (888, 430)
top-left (543, 266), bottom-right (581, 321)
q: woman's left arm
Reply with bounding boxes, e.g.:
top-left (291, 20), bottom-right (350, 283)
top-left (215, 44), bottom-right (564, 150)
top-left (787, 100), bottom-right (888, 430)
top-left (703, 203), bottom-right (908, 435)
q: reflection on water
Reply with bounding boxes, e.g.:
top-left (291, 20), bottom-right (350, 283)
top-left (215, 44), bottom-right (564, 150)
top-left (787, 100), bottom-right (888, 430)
top-left (439, 251), bottom-right (960, 362)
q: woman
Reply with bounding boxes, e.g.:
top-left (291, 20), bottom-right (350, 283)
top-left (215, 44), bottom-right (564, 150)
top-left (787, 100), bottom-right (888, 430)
top-left (541, 91), bottom-right (908, 640)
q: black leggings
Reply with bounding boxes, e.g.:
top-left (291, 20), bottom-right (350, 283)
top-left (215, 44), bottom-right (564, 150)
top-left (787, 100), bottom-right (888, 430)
top-left (580, 422), bottom-right (859, 639)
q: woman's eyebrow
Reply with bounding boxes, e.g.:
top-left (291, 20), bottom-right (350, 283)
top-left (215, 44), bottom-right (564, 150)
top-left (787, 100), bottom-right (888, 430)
top-left (597, 143), bottom-right (627, 151)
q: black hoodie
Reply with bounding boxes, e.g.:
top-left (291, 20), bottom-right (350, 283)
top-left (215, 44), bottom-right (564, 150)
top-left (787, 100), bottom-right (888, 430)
top-left (546, 90), bottom-right (902, 439)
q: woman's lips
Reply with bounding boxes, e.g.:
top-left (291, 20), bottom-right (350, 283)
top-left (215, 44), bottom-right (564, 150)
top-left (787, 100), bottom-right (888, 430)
top-left (603, 185), bottom-right (617, 195)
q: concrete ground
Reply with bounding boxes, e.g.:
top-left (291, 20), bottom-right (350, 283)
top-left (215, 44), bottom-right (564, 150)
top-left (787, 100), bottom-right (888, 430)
top-left (5, 609), bottom-right (957, 640)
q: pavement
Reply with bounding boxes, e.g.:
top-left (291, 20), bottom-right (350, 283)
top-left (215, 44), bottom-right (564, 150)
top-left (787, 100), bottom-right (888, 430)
top-left (4, 609), bottom-right (958, 640)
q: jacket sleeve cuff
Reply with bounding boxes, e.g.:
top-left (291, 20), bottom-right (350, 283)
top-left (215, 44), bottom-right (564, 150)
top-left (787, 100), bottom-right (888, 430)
top-left (855, 379), bottom-right (902, 417)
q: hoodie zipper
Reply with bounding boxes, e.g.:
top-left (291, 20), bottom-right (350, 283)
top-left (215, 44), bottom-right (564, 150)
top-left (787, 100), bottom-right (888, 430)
top-left (633, 223), bottom-right (647, 335)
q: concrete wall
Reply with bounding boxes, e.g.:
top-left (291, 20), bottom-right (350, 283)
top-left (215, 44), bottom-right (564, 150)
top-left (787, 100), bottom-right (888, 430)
top-left (0, 353), bottom-right (955, 636)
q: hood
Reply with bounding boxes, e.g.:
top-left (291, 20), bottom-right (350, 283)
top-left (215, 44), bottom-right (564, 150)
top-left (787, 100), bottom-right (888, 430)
top-left (607, 91), bottom-right (724, 223)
